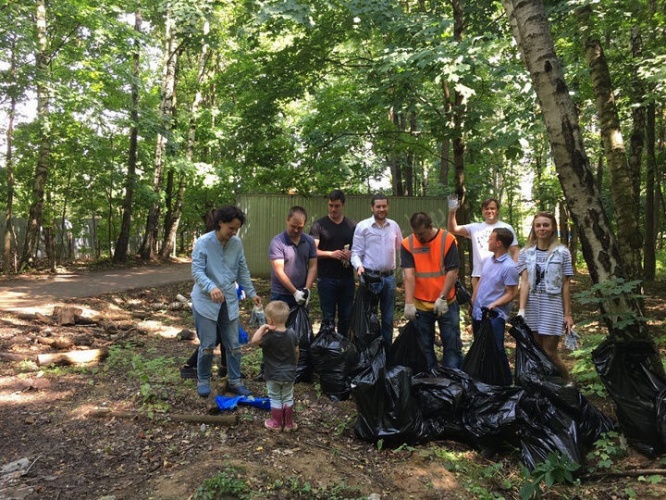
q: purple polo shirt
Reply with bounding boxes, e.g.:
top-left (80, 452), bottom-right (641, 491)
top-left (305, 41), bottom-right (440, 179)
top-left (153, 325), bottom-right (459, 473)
top-left (472, 252), bottom-right (519, 321)
top-left (269, 231), bottom-right (317, 295)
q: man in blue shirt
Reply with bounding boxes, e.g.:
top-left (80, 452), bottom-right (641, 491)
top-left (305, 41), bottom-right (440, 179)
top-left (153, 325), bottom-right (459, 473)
top-left (471, 227), bottom-right (519, 385)
top-left (269, 206), bottom-right (318, 308)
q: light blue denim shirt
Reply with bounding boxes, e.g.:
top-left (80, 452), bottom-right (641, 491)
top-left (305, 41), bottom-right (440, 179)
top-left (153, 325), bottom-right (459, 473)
top-left (190, 231), bottom-right (256, 321)
top-left (519, 245), bottom-right (569, 294)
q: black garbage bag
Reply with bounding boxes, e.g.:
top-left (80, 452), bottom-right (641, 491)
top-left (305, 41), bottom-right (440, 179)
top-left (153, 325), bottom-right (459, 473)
top-left (462, 380), bottom-right (525, 452)
top-left (519, 372), bottom-right (616, 448)
top-left (509, 315), bottom-right (564, 384)
top-left (348, 284), bottom-right (381, 351)
top-left (656, 386), bottom-right (666, 448)
top-left (517, 392), bottom-right (583, 470)
top-left (462, 309), bottom-right (510, 386)
top-left (287, 305), bottom-right (315, 383)
top-left (388, 320), bottom-right (430, 375)
top-left (431, 367), bottom-right (524, 452)
top-left (351, 337), bottom-right (423, 446)
top-left (592, 336), bottom-right (666, 456)
top-left (411, 374), bottom-right (471, 442)
top-left (311, 321), bottom-right (352, 401)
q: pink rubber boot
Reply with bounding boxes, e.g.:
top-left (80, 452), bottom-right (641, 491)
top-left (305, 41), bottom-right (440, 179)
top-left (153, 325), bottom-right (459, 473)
top-left (283, 405), bottom-right (298, 432)
top-left (264, 408), bottom-right (283, 431)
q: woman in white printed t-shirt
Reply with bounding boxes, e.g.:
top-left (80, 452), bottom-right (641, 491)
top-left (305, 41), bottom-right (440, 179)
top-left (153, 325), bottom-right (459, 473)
top-left (517, 211), bottom-right (575, 383)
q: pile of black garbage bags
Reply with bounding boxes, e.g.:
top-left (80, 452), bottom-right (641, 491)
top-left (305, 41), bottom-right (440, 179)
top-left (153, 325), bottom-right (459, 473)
top-left (301, 287), bottom-right (666, 469)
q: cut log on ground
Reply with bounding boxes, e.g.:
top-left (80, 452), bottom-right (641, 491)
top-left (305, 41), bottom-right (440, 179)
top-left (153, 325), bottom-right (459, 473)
top-left (37, 348), bottom-right (109, 366)
top-left (87, 408), bottom-right (238, 426)
top-left (0, 352), bottom-right (35, 363)
top-left (53, 306), bottom-right (83, 326)
top-left (17, 313), bottom-right (55, 325)
top-left (37, 337), bottom-right (75, 349)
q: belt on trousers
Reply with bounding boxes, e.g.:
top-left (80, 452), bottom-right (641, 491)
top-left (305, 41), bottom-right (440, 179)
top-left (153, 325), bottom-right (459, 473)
top-left (365, 269), bottom-right (393, 277)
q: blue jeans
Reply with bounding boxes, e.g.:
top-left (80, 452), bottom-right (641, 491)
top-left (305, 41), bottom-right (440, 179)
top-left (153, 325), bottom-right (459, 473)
top-left (472, 316), bottom-right (512, 385)
top-left (266, 379), bottom-right (295, 410)
top-left (270, 292), bottom-right (298, 310)
top-left (413, 302), bottom-right (462, 371)
top-left (194, 304), bottom-right (243, 387)
top-left (317, 276), bottom-right (355, 336)
top-left (364, 275), bottom-right (396, 347)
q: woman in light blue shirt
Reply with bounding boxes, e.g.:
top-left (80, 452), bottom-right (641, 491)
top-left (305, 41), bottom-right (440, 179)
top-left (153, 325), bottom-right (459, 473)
top-left (191, 206), bottom-right (262, 397)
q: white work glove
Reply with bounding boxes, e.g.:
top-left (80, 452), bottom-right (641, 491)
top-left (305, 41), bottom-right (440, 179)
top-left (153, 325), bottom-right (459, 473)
top-left (447, 195), bottom-right (459, 210)
top-left (434, 297), bottom-right (449, 317)
top-left (293, 289), bottom-right (307, 305)
top-left (517, 309), bottom-right (525, 318)
top-left (404, 303), bottom-right (417, 321)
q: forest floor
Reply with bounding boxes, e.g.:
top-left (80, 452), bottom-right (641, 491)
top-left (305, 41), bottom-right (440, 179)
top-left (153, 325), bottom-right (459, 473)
top-left (1, 262), bottom-right (666, 499)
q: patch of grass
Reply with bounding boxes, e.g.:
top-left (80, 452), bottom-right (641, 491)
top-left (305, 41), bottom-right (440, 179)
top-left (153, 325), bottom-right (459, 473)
top-left (15, 360), bottom-right (39, 373)
top-left (242, 346), bottom-right (263, 377)
top-left (586, 431), bottom-right (628, 472)
top-left (431, 448), bottom-right (517, 498)
top-left (569, 332), bottom-right (607, 397)
top-left (193, 467), bottom-right (251, 500)
top-left (519, 453), bottom-right (580, 499)
top-left (272, 476), bottom-right (363, 499)
top-left (104, 343), bottom-right (181, 411)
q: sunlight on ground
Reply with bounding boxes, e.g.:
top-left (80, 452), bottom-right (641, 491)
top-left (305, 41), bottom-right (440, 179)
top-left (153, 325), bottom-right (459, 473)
top-left (0, 374), bottom-right (76, 408)
top-left (138, 320), bottom-right (184, 338)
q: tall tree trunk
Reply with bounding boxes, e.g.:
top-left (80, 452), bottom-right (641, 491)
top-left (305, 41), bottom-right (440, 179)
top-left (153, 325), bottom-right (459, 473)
top-left (643, 103), bottom-right (657, 280)
top-left (114, 11), bottom-right (142, 263)
top-left (404, 109), bottom-right (416, 196)
top-left (578, 5), bottom-right (644, 282)
top-left (3, 36), bottom-right (18, 274)
top-left (59, 164), bottom-right (73, 261)
top-left (450, 0), bottom-right (468, 277)
top-left (388, 107), bottom-right (404, 195)
top-left (439, 80), bottom-right (451, 187)
top-left (502, 0), bottom-right (658, 351)
top-left (139, 6), bottom-right (177, 260)
top-left (20, 0), bottom-right (50, 269)
top-left (628, 25), bottom-right (645, 213)
top-left (43, 199), bottom-right (56, 273)
top-left (160, 20), bottom-right (211, 259)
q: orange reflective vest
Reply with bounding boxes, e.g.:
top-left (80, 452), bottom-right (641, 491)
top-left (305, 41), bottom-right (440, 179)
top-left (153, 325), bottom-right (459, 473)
top-left (402, 229), bottom-right (457, 303)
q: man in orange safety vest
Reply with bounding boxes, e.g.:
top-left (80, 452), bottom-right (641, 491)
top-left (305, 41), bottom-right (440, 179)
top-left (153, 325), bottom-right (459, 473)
top-left (401, 212), bottom-right (462, 371)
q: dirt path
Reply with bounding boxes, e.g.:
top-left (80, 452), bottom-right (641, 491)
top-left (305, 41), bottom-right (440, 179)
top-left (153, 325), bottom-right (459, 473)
top-left (0, 261), bottom-right (192, 314)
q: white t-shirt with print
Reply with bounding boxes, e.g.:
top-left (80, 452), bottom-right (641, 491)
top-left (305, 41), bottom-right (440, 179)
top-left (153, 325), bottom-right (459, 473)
top-left (461, 221), bottom-right (518, 277)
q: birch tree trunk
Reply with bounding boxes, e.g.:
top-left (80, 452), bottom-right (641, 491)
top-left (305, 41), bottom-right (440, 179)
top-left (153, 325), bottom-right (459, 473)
top-left (20, 0), bottom-right (50, 269)
top-left (114, 11), bottom-right (143, 263)
top-left (140, 5), bottom-right (177, 260)
top-left (502, 0), bottom-right (657, 348)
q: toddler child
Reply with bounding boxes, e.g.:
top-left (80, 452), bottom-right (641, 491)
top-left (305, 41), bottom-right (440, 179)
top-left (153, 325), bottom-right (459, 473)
top-left (251, 300), bottom-right (299, 431)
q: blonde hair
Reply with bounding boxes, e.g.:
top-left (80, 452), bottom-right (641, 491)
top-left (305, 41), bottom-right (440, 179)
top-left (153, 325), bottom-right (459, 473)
top-left (525, 211), bottom-right (560, 255)
top-left (264, 300), bottom-right (290, 325)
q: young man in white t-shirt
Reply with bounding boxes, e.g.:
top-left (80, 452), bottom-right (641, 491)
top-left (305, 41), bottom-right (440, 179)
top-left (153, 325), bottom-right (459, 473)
top-left (448, 197), bottom-right (519, 288)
